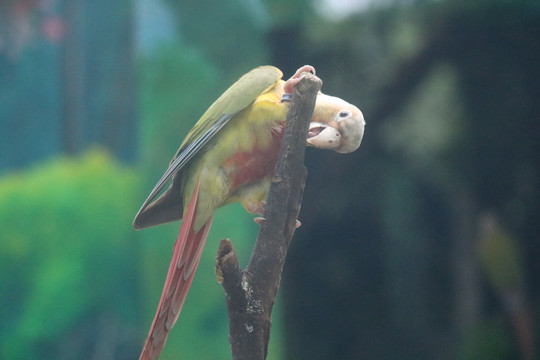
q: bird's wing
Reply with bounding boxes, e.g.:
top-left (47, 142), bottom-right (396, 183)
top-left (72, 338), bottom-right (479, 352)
top-left (133, 66), bottom-right (283, 229)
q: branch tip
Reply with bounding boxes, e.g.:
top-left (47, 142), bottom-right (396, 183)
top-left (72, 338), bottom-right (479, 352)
top-left (215, 239), bottom-right (241, 286)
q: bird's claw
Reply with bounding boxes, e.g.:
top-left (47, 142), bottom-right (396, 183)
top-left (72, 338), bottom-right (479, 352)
top-left (283, 65), bottom-right (316, 94)
top-left (246, 200), bottom-right (266, 216)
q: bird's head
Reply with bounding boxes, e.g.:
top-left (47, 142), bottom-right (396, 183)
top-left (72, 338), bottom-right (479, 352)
top-left (307, 93), bottom-right (365, 154)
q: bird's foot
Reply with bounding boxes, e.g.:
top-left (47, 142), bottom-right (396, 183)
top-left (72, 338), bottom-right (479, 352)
top-left (246, 197), bottom-right (302, 228)
top-left (246, 200), bottom-right (266, 216)
top-left (283, 65), bottom-right (316, 94)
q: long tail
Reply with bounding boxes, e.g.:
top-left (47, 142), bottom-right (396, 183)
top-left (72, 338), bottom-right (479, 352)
top-left (140, 181), bottom-right (213, 360)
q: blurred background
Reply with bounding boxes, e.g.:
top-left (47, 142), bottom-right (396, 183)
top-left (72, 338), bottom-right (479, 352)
top-left (1, 0), bottom-right (539, 359)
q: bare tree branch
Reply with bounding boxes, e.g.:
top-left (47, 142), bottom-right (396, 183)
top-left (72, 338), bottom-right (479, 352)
top-left (215, 74), bottom-right (322, 360)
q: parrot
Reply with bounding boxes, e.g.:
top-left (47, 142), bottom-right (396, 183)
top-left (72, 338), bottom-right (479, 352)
top-left (134, 65), bottom-right (365, 360)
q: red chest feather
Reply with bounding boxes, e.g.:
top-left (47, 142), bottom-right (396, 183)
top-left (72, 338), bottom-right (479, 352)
top-left (223, 125), bottom-right (285, 190)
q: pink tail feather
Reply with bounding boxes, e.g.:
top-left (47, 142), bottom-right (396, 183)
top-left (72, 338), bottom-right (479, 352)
top-left (140, 181), bottom-right (213, 360)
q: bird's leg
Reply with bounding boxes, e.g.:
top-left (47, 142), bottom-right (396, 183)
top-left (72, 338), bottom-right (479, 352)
top-left (283, 65), bottom-right (316, 94)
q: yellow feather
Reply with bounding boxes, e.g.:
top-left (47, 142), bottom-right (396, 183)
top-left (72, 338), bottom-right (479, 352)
top-left (183, 79), bottom-right (288, 231)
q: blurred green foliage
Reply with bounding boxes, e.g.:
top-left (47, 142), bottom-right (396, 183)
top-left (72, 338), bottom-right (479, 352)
top-left (0, 150), bottom-right (140, 359)
top-left (461, 317), bottom-right (516, 360)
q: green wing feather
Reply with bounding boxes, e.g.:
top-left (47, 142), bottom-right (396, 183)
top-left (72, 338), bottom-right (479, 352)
top-left (174, 65), bottom-right (283, 158)
top-left (133, 66), bottom-right (283, 229)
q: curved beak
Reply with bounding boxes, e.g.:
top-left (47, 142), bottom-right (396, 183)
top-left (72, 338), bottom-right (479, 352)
top-left (306, 122), bottom-right (341, 149)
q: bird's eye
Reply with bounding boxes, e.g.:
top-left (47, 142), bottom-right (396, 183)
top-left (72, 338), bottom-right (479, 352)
top-left (338, 110), bottom-right (351, 119)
